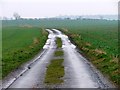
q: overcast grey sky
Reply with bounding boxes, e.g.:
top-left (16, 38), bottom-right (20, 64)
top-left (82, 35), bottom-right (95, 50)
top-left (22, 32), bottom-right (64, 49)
top-left (0, 0), bottom-right (119, 18)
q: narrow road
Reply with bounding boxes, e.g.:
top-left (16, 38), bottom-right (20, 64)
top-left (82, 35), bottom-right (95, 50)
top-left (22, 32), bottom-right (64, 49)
top-left (2, 29), bottom-right (115, 89)
top-left (53, 29), bottom-right (114, 88)
top-left (2, 29), bottom-right (56, 88)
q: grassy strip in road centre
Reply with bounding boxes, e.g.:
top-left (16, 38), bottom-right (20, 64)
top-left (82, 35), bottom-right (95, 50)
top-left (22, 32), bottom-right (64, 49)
top-left (44, 59), bottom-right (64, 84)
top-left (54, 50), bottom-right (64, 57)
top-left (56, 38), bottom-right (62, 48)
top-left (45, 36), bottom-right (64, 85)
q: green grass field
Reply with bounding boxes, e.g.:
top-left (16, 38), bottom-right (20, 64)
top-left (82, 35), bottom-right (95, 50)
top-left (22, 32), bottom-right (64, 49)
top-left (2, 26), bottom-right (48, 78)
top-left (59, 20), bottom-right (119, 86)
top-left (2, 19), bottom-right (119, 86)
top-left (62, 27), bottom-right (119, 85)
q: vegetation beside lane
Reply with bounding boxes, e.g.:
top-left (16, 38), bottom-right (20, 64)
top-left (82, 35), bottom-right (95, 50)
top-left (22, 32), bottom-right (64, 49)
top-left (2, 19), bottom-right (119, 86)
top-left (60, 21), bottom-right (119, 86)
top-left (2, 26), bottom-right (48, 78)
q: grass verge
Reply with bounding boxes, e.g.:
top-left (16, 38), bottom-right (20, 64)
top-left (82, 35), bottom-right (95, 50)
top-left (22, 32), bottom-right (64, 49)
top-left (61, 28), bottom-right (119, 86)
top-left (2, 26), bottom-right (48, 78)
top-left (44, 59), bottom-right (64, 84)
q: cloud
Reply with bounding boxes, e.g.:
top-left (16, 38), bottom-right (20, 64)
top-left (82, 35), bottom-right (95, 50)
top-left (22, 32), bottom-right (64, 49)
top-left (1, 0), bottom-right (118, 18)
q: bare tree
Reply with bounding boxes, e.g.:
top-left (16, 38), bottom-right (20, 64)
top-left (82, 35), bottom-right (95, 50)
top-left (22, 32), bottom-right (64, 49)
top-left (13, 12), bottom-right (21, 20)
